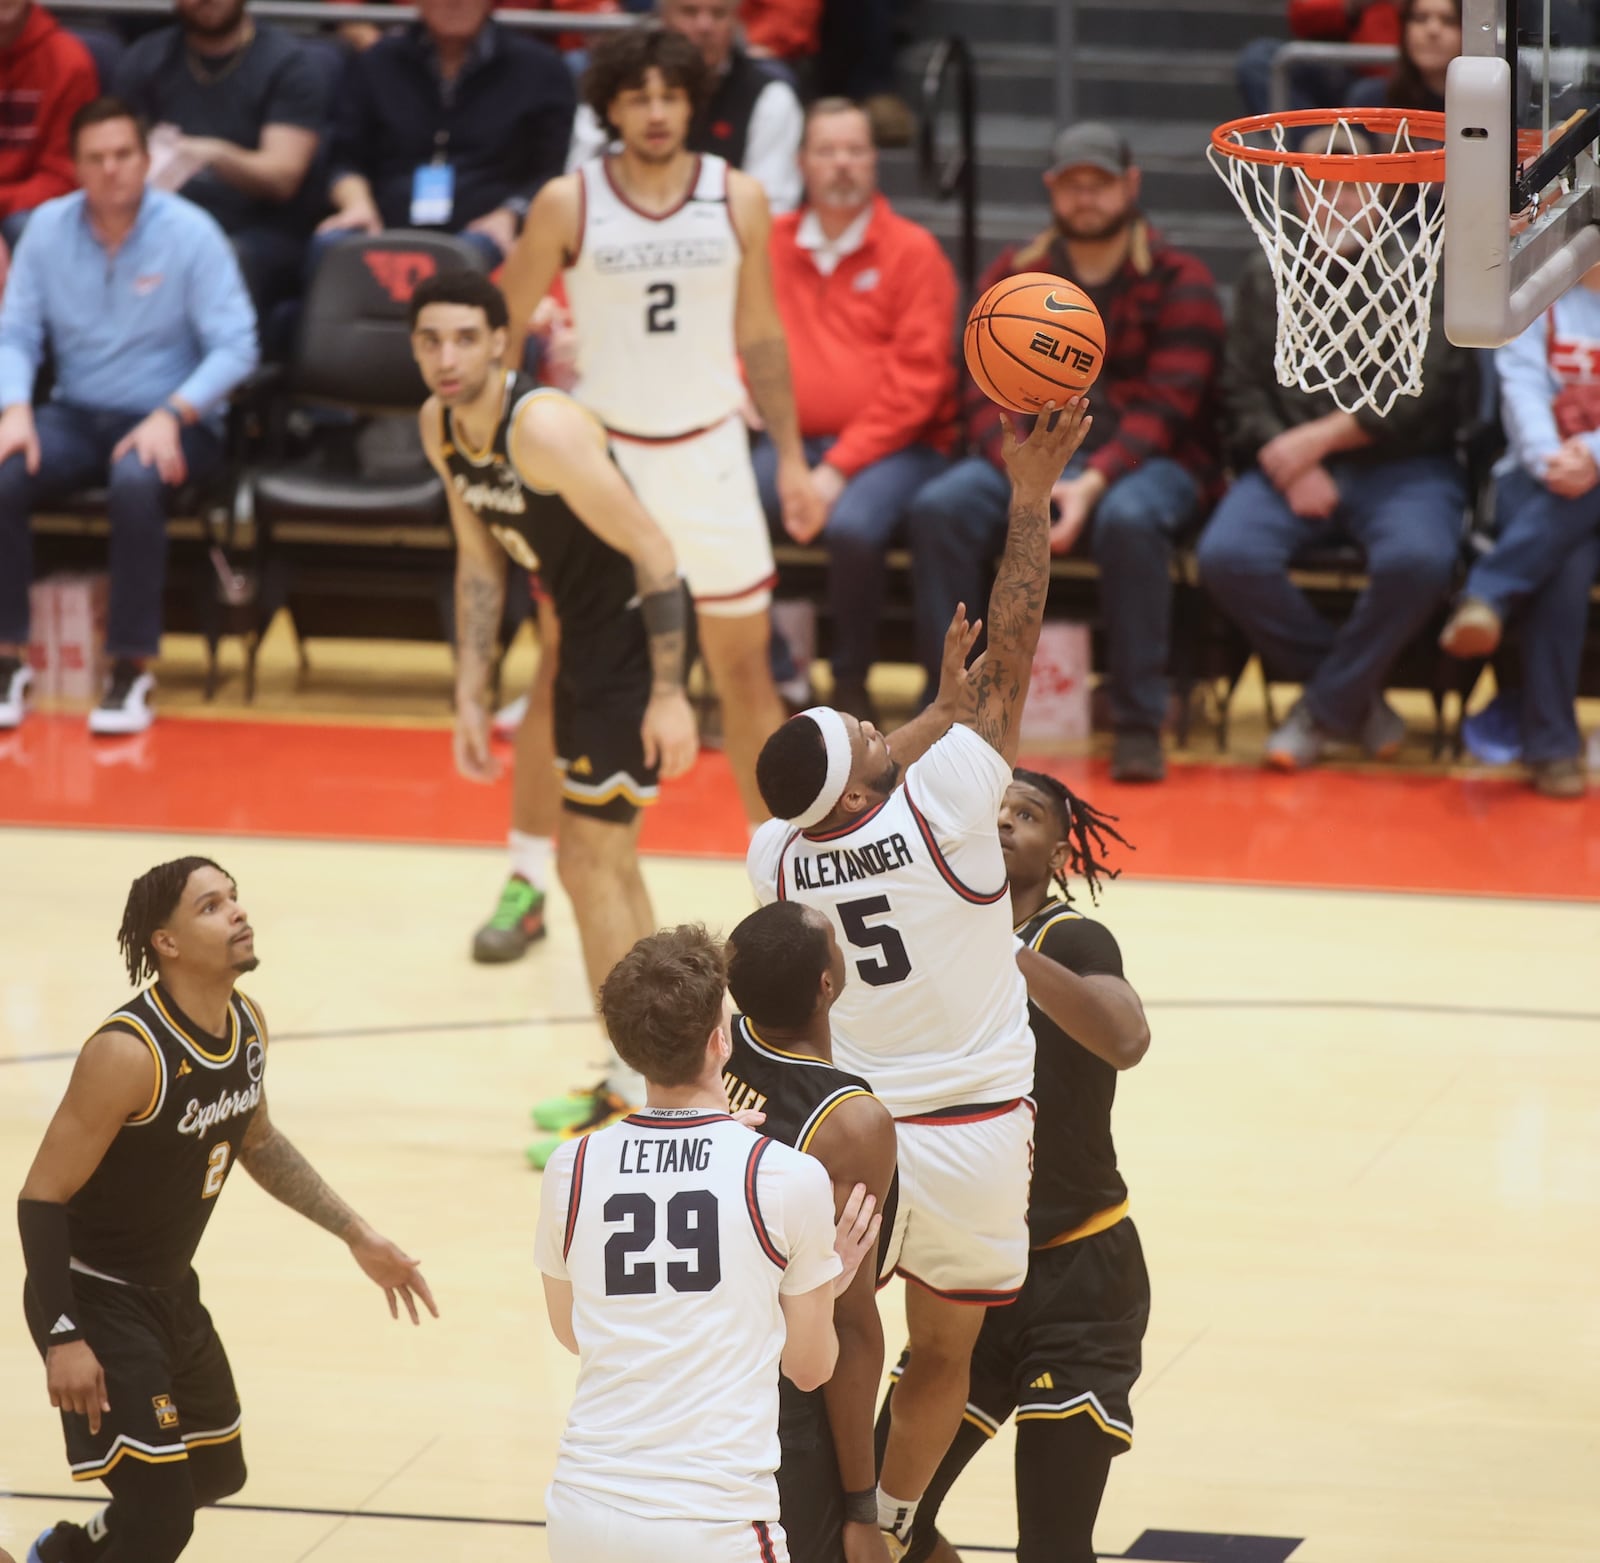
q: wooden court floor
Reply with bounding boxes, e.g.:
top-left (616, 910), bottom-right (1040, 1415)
top-left (2, 827), bottom-right (1599, 1562)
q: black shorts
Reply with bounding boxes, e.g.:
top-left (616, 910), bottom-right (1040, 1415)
top-left (963, 1217), bottom-right (1150, 1453)
top-left (24, 1268), bottom-right (242, 1483)
top-left (552, 601), bottom-right (695, 825)
top-left (776, 1384), bottom-right (844, 1563)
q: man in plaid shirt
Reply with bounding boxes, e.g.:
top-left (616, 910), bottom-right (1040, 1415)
top-left (906, 122), bottom-right (1224, 782)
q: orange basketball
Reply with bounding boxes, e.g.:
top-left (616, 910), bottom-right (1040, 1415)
top-left (963, 272), bottom-right (1105, 413)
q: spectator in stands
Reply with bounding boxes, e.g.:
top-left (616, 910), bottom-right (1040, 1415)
top-left (906, 123), bottom-right (1223, 782)
top-left (753, 97), bottom-right (954, 718)
top-left (1197, 131), bottom-right (1469, 772)
top-left (1236, 0), bottom-right (1400, 118)
top-left (0, 0), bottom-right (99, 245)
top-left (567, 0), bottom-right (801, 213)
top-left (1349, 0), bottom-right (1459, 112)
top-left (113, 0), bottom-right (328, 316)
top-left (319, 0), bottom-right (575, 268)
top-left (740, 0), bottom-right (815, 74)
top-left (0, 99), bottom-right (257, 735)
top-left (1438, 269), bottom-right (1600, 799)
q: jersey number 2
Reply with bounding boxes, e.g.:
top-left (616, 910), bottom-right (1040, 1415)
top-left (839, 895), bottom-right (912, 986)
top-left (202, 1142), bottom-right (231, 1200)
top-left (645, 281), bottom-right (677, 334)
top-left (603, 1189), bottom-right (721, 1296)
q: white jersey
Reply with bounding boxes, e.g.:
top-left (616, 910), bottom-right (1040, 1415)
top-left (747, 724), bottom-right (1035, 1117)
top-left (535, 1108), bottom-right (840, 1524)
top-left (565, 155), bottom-right (746, 438)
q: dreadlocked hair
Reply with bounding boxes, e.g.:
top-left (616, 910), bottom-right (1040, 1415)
top-left (117, 857), bottom-right (226, 986)
top-left (1011, 769), bottom-right (1133, 905)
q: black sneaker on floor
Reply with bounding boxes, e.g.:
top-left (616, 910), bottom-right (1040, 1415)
top-left (88, 659), bottom-right (155, 736)
top-left (1111, 728), bottom-right (1166, 782)
top-left (28, 1520), bottom-right (88, 1563)
top-left (0, 654), bottom-right (31, 729)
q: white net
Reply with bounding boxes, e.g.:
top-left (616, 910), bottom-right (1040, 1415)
top-left (1208, 115), bottom-right (1446, 417)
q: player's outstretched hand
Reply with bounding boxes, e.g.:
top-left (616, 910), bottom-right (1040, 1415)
top-left (930, 602), bottom-right (983, 721)
top-left (45, 1339), bottom-right (110, 1436)
top-left (831, 1182), bottom-right (881, 1298)
top-left (350, 1227), bottom-right (439, 1326)
top-left (843, 1520), bottom-right (894, 1563)
top-left (453, 703), bottom-right (499, 784)
top-left (1000, 396), bottom-right (1092, 502)
top-left (641, 690), bottom-right (698, 781)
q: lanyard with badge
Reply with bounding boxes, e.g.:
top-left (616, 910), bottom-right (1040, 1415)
top-left (412, 124), bottom-right (455, 227)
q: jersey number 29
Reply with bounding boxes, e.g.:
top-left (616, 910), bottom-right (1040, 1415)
top-left (603, 1189), bottom-right (720, 1296)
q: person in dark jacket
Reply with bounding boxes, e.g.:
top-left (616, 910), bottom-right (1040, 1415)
top-left (1196, 134), bottom-right (1470, 773)
top-left (318, 0), bottom-right (574, 267)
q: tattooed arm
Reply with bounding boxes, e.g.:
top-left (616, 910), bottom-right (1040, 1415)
top-left (421, 398), bottom-right (509, 784)
top-left (512, 393), bottom-right (698, 779)
top-left (729, 170), bottom-right (824, 544)
top-left (965, 400), bottom-right (1095, 764)
top-left (239, 1004), bottom-right (436, 1324)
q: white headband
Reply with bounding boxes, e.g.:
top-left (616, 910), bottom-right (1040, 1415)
top-left (789, 706), bottom-right (854, 829)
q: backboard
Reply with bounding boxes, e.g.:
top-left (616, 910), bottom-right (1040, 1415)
top-left (1443, 0), bottom-right (1600, 346)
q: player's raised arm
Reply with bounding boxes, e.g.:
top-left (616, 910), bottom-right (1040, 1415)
top-left (420, 402), bottom-right (511, 784)
top-left (499, 173), bottom-right (582, 367)
top-left (511, 394), bottom-right (697, 779)
top-left (18, 1031), bottom-right (158, 1435)
top-left (964, 400), bottom-right (1094, 764)
top-left (728, 169), bottom-right (823, 543)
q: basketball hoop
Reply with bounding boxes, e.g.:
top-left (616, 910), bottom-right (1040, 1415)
top-left (1208, 109), bottom-right (1447, 417)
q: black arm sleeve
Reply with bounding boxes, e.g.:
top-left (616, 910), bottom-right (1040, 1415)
top-left (1036, 914), bottom-right (1125, 981)
top-left (18, 1198), bottom-right (82, 1346)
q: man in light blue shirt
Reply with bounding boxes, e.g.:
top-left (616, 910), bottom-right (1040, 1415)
top-left (0, 96), bottom-right (258, 735)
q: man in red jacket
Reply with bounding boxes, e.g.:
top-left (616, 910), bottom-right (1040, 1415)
top-left (905, 123), bottom-right (1224, 782)
top-left (754, 96), bottom-right (956, 717)
top-left (0, 0), bottom-right (98, 245)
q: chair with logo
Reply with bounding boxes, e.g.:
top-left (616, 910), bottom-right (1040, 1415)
top-left (244, 232), bottom-right (491, 691)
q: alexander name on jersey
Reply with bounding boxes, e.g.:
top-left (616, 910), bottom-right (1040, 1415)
top-left (789, 829), bottom-right (916, 891)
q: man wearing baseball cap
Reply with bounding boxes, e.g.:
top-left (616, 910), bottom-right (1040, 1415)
top-left (904, 120), bottom-right (1227, 783)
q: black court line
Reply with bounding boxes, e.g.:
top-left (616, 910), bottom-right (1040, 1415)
top-left (6, 996), bottom-right (1598, 1072)
top-left (1, 1493), bottom-right (1020, 1552)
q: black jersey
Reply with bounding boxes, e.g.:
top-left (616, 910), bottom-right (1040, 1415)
top-left (1016, 901), bottom-right (1129, 1246)
top-left (67, 985), bottom-right (265, 1288)
top-left (439, 370), bottom-right (640, 655)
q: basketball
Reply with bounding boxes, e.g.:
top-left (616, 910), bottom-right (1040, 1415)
top-left (963, 272), bottom-right (1106, 413)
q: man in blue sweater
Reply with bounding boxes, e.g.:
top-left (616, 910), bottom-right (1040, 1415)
top-left (0, 97), bottom-right (258, 736)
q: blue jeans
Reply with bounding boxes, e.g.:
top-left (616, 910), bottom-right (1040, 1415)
top-left (1481, 467), bottom-right (1600, 761)
top-left (1196, 456), bottom-right (1465, 737)
top-left (907, 453), bottom-right (1204, 730)
top-left (0, 402), bottom-right (223, 658)
top-left (752, 434), bottom-right (949, 686)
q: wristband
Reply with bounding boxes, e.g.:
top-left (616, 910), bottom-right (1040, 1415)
top-left (842, 1488), bottom-right (878, 1526)
top-left (17, 1198), bottom-right (83, 1347)
top-left (639, 579), bottom-right (689, 686)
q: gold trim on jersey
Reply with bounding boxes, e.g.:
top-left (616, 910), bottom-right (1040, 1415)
top-left (1037, 1198), bottom-right (1130, 1251)
top-left (798, 1086), bottom-right (875, 1153)
top-left (1020, 906), bottom-right (1085, 946)
top-left (237, 991), bottom-right (268, 1047)
top-left (449, 370), bottom-right (512, 465)
top-left (70, 1436), bottom-right (188, 1482)
top-left (183, 1414), bottom-right (243, 1451)
top-left (103, 1015), bottom-right (169, 1125)
top-left (147, 987), bottom-right (239, 1066)
top-left (741, 1021), bottom-right (828, 1066)
top-left (559, 776), bottom-right (658, 809)
top-left (1014, 1392), bottom-right (1133, 1446)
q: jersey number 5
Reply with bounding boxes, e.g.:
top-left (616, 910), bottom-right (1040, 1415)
top-left (838, 895), bottom-right (912, 986)
top-left (645, 281), bottom-right (677, 334)
top-left (603, 1189), bottom-right (721, 1296)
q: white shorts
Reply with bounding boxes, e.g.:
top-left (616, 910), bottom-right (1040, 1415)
top-left (881, 1098), bottom-right (1034, 1303)
top-left (546, 1483), bottom-right (790, 1563)
top-left (609, 415), bottom-right (775, 617)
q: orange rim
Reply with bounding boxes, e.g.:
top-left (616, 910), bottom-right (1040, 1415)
top-left (1211, 108), bottom-right (1446, 183)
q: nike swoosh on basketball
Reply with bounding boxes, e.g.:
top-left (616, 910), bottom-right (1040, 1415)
top-left (1043, 293), bottom-right (1095, 315)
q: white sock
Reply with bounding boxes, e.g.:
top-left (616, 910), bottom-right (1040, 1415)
top-left (508, 830), bottom-right (552, 892)
top-left (877, 1488), bottom-right (919, 1540)
top-left (604, 1046), bottom-right (646, 1107)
